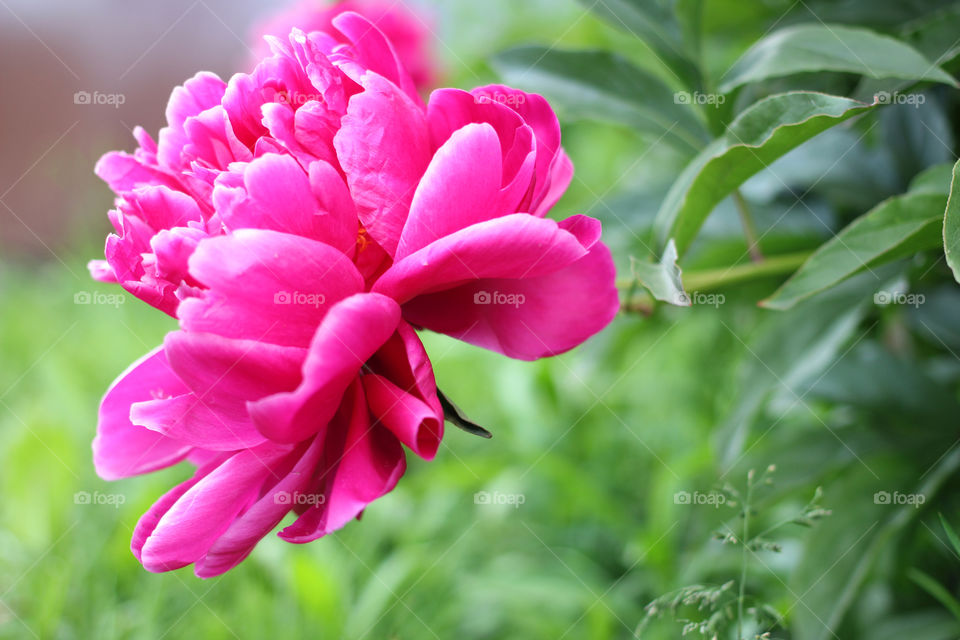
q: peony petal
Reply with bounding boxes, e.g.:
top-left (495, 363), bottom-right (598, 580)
top-left (157, 72), bottom-right (229, 172)
top-left (182, 105), bottom-right (254, 170)
top-left (469, 85), bottom-right (566, 214)
top-left (309, 159), bottom-right (359, 256)
top-left (279, 381), bottom-right (406, 543)
top-left (150, 225), bottom-right (207, 290)
top-left (397, 216), bottom-right (619, 360)
top-left (93, 347), bottom-right (192, 480)
top-left (138, 443), bottom-right (294, 572)
top-left (126, 185), bottom-right (204, 235)
top-left (373, 213), bottom-right (591, 304)
top-left (426, 88), bottom-right (537, 210)
top-left (330, 11), bottom-right (421, 105)
top-left (131, 473), bottom-right (203, 564)
top-left (131, 394), bottom-right (265, 451)
top-left (130, 332), bottom-right (305, 450)
top-left (334, 72), bottom-right (431, 257)
top-left (194, 433), bottom-right (327, 577)
top-left (179, 229), bottom-right (364, 347)
top-left (94, 151), bottom-right (179, 194)
top-left (395, 123), bottom-right (503, 259)
top-left (261, 101), bottom-right (339, 168)
top-left (534, 149), bottom-right (574, 217)
top-left (367, 321), bottom-right (442, 420)
top-left (362, 373), bottom-right (441, 460)
top-left (213, 153), bottom-right (356, 254)
top-left (249, 293), bottom-right (400, 443)
top-left (88, 259), bottom-right (116, 283)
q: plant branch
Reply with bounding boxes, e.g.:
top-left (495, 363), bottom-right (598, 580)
top-left (618, 251), bottom-right (811, 313)
top-left (733, 189), bottom-right (764, 262)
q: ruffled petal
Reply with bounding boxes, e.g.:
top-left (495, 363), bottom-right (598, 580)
top-left (278, 381), bottom-right (406, 543)
top-left (179, 229), bottom-right (364, 347)
top-left (249, 293), bottom-right (400, 443)
top-left (157, 72), bottom-right (229, 172)
top-left (395, 123), bottom-right (503, 259)
top-left (194, 434), bottom-right (327, 577)
top-left (334, 72), bottom-right (431, 257)
top-left (93, 347), bottom-right (192, 480)
top-left (373, 213), bottom-right (592, 304)
top-left (397, 216), bottom-right (619, 359)
top-left (130, 332), bottom-right (304, 450)
top-left (136, 443), bottom-right (294, 572)
top-left (362, 373), bottom-right (441, 460)
top-left (330, 11), bottom-right (421, 105)
top-left (213, 153), bottom-right (356, 254)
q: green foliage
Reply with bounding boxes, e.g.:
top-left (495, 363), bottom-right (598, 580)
top-left (942, 159), bottom-right (960, 283)
top-left (653, 91), bottom-right (876, 256)
top-left (763, 172), bottom-right (949, 309)
top-left (492, 47), bottom-right (710, 153)
top-left (498, 0), bottom-right (960, 638)
top-left (718, 24), bottom-right (957, 93)
top-left (638, 468), bottom-right (831, 639)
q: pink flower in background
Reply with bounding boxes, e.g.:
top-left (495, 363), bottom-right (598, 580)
top-left (90, 11), bottom-right (618, 577)
top-left (252, 0), bottom-right (439, 91)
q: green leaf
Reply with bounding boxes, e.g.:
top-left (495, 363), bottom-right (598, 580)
top-left (909, 569), bottom-right (960, 623)
top-left (630, 239), bottom-right (690, 306)
top-left (907, 285), bottom-right (960, 350)
top-left (719, 24), bottom-right (958, 93)
top-left (654, 91), bottom-right (875, 255)
top-left (866, 611), bottom-right (960, 640)
top-left (903, 4), bottom-right (960, 69)
top-left (792, 444), bottom-right (960, 640)
top-left (806, 340), bottom-right (958, 418)
top-left (940, 513), bottom-right (960, 559)
top-left (910, 162), bottom-right (956, 195)
top-left (491, 47), bottom-right (709, 153)
top-left (941, 159), bottom-right (960, 283)
top-left (718, 270), bottom-right (883, 466)
top-left (574, 0), bottom-right (700, 88)
top-left (437, 388), bottom-right (493, 439)
top-left (761, 191), bottom-right (947, 310)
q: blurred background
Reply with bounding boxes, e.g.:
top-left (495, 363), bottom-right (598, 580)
top-left (2, 1), bottom-right (960, 639)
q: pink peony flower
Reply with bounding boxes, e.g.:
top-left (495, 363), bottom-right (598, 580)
top-left (90, 13), bottom-right (618, 577)
top-left (251, 0), bottom-right (439, 92)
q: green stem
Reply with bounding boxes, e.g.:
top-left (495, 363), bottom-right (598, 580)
top-left (733, 189), bottom-right (764, 262)
top-left (738, 471), bottom-right (754, 640)
top-left (683, 251), bottom-right (810, 292)
top-left (617, 251), bottom-right (812, 312)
